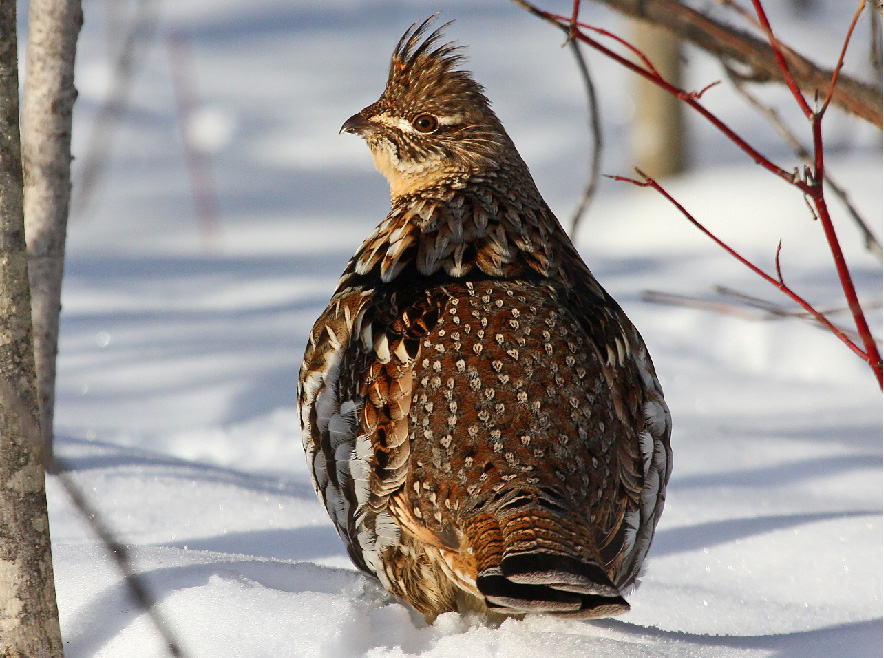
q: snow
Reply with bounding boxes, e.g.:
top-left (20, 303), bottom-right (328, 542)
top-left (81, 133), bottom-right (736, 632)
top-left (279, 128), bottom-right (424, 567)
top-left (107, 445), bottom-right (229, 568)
top-left (33, 0), bottom-right (882, 656)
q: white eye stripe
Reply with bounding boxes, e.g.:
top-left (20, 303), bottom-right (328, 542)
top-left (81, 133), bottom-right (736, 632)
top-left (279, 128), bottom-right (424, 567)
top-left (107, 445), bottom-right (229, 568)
top-left (371, 113), bottom-right (414, 132)
top-left (437, 113), bottom-right (463, 126)
top-left (370, 112), bottom-right (462, 132)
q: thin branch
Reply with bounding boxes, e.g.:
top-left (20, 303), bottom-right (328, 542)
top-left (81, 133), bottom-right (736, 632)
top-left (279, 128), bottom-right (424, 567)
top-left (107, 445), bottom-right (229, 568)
top-left (643, 288), bottom-right (769, 320)
top-left (711, 0), bottom-right (855, 107)
top-left (166, 29), bottom-right (223, 251)
top-left (614, 170), bottom-right (870, 362)
top-left (680, 80), bottom-right (721, 100)
top-left (568, 0), bottom-right (581, 37)
top-left (778, 0), bottom-right (884, 386)
top-left (749, 0), bottom-right (813, 117)
top-left (567, 38), bottom-right (603, 239)
top-left (806, 114), bottom-right (883, 385)
top-left (562, 19), bottom-right (662, 77)
top-left (510, 0), bottom-right (808, 191)
top-left (711, 0), bottom-right (764, 33)
top-left (723, 63), bottom-right (883, 260)
top-left (642, 287), bottom-right (881, 346)
top-left (775, 239), bottom-right (785, 284)
top-left (564, 0), bottom-right (883, 127)
top-left (821, 0), bottom-right (868, 114)
top-left (870, 8), bottom-right (882, 77)
top-left (713, 284), bottom-right (883, 318)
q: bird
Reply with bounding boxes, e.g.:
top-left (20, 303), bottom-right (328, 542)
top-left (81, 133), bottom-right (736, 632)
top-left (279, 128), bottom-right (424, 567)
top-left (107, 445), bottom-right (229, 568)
top-left (298, 16), bottom-right (672, 622)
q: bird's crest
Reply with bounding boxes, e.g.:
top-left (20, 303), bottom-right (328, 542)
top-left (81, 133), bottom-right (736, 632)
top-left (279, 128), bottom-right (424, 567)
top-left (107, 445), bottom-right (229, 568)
top-left (390, 15), bottom-right (463, 77)
top-left (383, 16), bottom-right (489, 113)
top-left (303, 15), bottom-right (672, 622)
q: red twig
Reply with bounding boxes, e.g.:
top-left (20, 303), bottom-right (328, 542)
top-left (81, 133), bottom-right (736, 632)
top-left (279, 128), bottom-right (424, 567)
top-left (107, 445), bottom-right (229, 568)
top-left (539, 7), bottom-right (809, 192)
top-left (553, 16), bottom-right (662, 77)
top-left (680, 80), bottom-right (721, 101)
top-left (822, 0), bottom-right (867, 114)
top-left (614, 172), bottom-right (870, 363)
top-left (808, 118), bottom-right (882, 386)
top-left (750, 0), bottom-right (814, 118)
top-left (568, 0), bottom-right (580, 36)
top-left (514, 0), bottom-right (882, 386)
top-left (775, 240), bottom-right (784, 285)
top-left (750, 0), bottom-right (882, 386)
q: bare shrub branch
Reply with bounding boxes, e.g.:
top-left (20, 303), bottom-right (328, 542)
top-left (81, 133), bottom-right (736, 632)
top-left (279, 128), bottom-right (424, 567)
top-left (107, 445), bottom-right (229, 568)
top-left (511, 0), bottom-right (883, 386)
top-left (723, 64), bottom-right (883, 260)
top-left (642, 288), bottom-right (882, 347)
top-left (580, 0), bottom-right (882, 126)
top-left (615, 170), bottom-right (872, 363)
top-left (567, 39), bottom-right (603, 238)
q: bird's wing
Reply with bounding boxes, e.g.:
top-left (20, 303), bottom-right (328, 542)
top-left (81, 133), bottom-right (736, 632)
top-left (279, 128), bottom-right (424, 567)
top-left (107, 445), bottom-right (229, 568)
top-left (558, 260), bottom-right (672, 589)
top-left (298, 284), bottom-right (449, 573)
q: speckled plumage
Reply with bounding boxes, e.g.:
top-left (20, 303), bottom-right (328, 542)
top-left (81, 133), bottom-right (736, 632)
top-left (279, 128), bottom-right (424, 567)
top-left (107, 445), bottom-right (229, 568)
top-left (298, 17), bottom-right (672, 621)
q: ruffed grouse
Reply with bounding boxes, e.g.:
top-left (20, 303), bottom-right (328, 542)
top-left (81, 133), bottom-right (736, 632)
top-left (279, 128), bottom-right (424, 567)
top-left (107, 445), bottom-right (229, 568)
top-left (298, 17), bottom-right (672, 621)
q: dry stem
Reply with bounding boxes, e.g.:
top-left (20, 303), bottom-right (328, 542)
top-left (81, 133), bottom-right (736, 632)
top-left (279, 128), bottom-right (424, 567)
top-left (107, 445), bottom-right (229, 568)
top-left (570, 0), bottom-right (883, 126)
top-left (512, 0), bottom-right (883, 387)
top-left (617, 171), bottom-right (871, 364)
top-left (751, 0), bottom-right (882, 386)
top-left (723, 64), bottom-right (882, 260)
top-left (567, 38), bottom-right (603, 238)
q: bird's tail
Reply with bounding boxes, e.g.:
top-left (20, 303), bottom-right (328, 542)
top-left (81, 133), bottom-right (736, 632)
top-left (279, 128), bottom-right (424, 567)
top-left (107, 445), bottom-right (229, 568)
top-left (464, 503), bottom-right (630, 618)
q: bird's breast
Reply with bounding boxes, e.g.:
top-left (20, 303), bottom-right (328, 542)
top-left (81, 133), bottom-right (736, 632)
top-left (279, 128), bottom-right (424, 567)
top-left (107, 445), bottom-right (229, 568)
top-left (401, 279), bottom-right (627, 541)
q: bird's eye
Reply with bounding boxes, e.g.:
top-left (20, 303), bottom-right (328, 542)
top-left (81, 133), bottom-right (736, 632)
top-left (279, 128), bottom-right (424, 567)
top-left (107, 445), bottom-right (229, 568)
top-left (412, 113), bottom-right (439, 133)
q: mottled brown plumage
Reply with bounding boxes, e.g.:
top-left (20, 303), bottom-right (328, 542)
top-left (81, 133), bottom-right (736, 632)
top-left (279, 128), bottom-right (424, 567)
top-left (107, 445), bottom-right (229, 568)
top-left (298, 17), bottom-right (672, 621)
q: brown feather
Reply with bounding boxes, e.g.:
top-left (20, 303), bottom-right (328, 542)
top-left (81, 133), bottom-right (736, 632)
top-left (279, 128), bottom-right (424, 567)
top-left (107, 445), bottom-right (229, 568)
top-left (298, 16), bottom-right (671, 622)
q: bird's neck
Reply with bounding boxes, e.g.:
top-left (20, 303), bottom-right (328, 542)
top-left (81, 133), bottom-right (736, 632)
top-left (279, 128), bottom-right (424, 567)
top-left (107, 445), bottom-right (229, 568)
top-left (337, 175), bottom-right (578, 292)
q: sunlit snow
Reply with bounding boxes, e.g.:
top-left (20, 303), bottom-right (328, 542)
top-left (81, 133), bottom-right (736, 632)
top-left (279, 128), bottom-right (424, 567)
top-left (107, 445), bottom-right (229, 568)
top-left (40, 1), bottom-right (881, 656)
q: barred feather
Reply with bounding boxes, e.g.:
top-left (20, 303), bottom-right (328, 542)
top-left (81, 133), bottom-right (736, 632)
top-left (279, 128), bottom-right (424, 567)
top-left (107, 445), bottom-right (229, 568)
top-left (298, 16), bottom-right (672, 622)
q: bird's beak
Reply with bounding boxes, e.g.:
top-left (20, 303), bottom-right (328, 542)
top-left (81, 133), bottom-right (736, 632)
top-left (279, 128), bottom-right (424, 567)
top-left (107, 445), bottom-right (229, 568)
top-left (340, 112), bottom-right (373, 136)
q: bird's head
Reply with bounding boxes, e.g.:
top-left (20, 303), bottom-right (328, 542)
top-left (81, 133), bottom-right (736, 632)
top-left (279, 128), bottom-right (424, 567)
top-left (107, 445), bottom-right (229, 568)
top-left (341, 16), bottom-right (516, 200)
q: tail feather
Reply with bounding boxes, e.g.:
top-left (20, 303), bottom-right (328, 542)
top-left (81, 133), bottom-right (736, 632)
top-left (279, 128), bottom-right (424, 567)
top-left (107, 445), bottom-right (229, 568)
top-left (479, 568), bottom-right (587, 613)
top-left (477, 552), bottom-right (629, 617)
top-left (500, 552), bottom-right (620, 595)
top-left (464, 513), bottom-right (630, 617)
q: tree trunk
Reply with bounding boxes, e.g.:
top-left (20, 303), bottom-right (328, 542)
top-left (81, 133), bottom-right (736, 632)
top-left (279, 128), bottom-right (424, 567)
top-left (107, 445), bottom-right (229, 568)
top-left (630, 20), bottom-right (687, 178)
top-left (0, 1), bottom-right (65, 655)
top-left (22, 0), bottom-right (83, 467)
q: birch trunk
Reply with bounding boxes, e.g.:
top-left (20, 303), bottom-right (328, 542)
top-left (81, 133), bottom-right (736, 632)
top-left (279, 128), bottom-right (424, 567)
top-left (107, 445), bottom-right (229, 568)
top-left (22, 0), bottom-right (83, 466)
top-left (0, 0), bottom-right (65, 654)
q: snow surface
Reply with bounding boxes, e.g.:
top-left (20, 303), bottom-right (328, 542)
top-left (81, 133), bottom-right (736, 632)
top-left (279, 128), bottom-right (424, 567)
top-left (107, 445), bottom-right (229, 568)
top-left (31, 0), bottom-right (883, 656)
